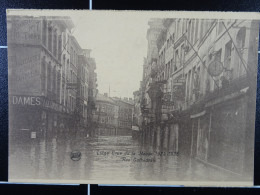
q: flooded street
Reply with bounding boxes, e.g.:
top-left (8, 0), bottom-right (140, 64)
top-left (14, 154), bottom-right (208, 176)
top-left (9, 131), bottom-right (246, 183)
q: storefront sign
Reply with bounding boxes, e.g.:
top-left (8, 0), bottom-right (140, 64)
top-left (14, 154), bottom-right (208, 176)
top-left (10, 95), bottom-right (66, 113)
top-left (11, 95), bottom-right (41, 106)
top-left (42, 97), bottom-right (64, 113)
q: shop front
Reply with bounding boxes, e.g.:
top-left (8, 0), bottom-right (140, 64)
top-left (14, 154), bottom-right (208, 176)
top-left (190, 89), bottom-right (249, 175)
top-left (9, 94), bottom-right (69, 141)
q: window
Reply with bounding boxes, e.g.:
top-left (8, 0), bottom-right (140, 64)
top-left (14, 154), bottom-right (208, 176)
top-left (58, 35), bottom-right (62, 61)
top-left (215, 49), bottom-right (222, 62)
top-left (175, 50), bottom-right (179, 69)
top-left (42, 19), bottom-right (47, 46)
top-left (57, 70), bottom-right (61, 102)
top-left (187, 70), bottom-right (191, 101)
top-left (48, 25), bottom-right (53, 53)
top-left (41, 57), bottom-right (46, 93)
top-left (191, 19), bottom-right (195, 45)
top-left (199, 20), bottom-right (204, 41)
top-left (194, 19), bottom-right (199, 43)
top-left (62, 32), bottom-right (66, 50)
top-left (53, 29), bottom-right (57, 57)
top-left (180, 44), bottom-right (185, 66)
top-left (52, 66), bottom-right (57, 98)
top-left (218, 20), bottom-right (224, 35)
top-left (187, 20), bottom-right (191, 41)
top-left (236, 27), bottom-right (246, 76)
top-left (182, 19), bottom-right (186, 34)
top-left (224, 41), bottom-right (232, 70)
top-left (171, 33), bottom-right (175, 45)
top-left (170, 59), bottom-right (174, 74)
top-left (47, 62), bottom-right (52, 91)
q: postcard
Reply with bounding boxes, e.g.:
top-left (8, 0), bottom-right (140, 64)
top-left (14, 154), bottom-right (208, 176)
top-left (7, 9), bottom-right (260, 186)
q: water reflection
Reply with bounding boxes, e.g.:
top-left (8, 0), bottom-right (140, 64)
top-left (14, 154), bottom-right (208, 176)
top-left (9, 132), bottom-right (245, 182)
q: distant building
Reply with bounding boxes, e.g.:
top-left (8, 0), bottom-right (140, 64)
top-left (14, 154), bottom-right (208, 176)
top-left (112, 98), bottom-right (134, 135)
top-left (93, 93), bottom-right (119, 136)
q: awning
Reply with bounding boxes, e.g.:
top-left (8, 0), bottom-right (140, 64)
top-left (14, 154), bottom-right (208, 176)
top-left (190, 110), bottom-right (206, 119)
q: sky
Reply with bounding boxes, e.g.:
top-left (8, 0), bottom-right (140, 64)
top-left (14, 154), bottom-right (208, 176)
top-left (71, 12), bottom-right (149, 98)
top-left (7, 10), bottom-right (150, 99)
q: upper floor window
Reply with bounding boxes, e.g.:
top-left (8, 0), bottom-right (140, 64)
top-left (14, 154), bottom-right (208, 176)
top-left (58, 35), bottom-right (62, 61)
top-left (42, 19), bottom-right (47, 46)
top-left (224, 41), bottom-right (232, 70)
top-left (53, 29), bottom-right (57, 58)
top-left (41, 57), bottom-right (46, 93)
top-left (218, 20), bottom-right (224, 35)
top-left (48, 25), bottom-right (53, 53)
top-left (47, 62), bottom-right (52, 90)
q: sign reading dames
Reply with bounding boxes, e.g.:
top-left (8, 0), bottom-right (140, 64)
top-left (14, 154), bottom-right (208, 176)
top-left (10, 95), bottom-right (64, 113)
top-left (11, 95), bottom-right (41, 106)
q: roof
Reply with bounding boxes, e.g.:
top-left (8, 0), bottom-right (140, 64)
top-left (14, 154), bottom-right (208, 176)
top-left (112, 98), bottom-right (134, 106)
top-left (96, 93), bottom-right (116, 105)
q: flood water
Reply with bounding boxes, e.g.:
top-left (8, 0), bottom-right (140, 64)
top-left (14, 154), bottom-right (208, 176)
top-left (9, 132), bottom-right (248, 183)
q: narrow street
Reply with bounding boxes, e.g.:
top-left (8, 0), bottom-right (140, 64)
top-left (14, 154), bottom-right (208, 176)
top-left (9, 130), bottom-right (246, 182)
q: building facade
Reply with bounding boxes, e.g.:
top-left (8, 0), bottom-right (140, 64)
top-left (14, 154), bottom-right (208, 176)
top-left (113, 98), bottom-right (134, 136)
top-left (8, 15), bottom-right (98, 140)
top-left (139, 18), bottom-right (259, 178)
top-left (93, 93), bottom-right (119, 136)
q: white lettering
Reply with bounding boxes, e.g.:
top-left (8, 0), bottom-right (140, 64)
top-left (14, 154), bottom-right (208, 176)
top-left (31, 97), bottom-right (35, 105)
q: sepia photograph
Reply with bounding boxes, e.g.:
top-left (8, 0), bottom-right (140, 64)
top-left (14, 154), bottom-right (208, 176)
top-left (7, 10), bottom-right (260, 186)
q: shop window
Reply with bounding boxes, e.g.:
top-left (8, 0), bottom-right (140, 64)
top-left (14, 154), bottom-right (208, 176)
top-left (197, 114), bottom-right (210, 161)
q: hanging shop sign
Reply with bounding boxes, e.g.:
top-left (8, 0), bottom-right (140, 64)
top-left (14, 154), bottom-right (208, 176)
top-left (172, 85), bottom-right (185, 101)
top-left (208, 60), bottom-right (224, 77)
